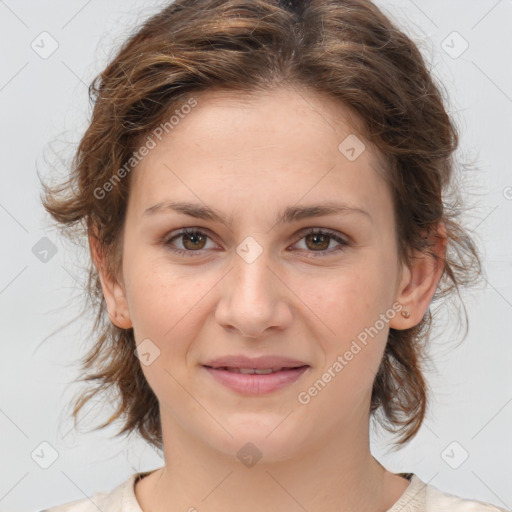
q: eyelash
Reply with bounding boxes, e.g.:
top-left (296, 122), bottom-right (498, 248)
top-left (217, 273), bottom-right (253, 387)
top-left (162, 228), bottom-right (349, 258)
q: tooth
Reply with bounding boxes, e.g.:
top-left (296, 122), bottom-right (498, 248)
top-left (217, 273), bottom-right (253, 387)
top-left (222, 367), bottom-right (289, 374)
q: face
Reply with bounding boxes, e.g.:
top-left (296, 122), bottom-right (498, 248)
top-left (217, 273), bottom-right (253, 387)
top-left (99, 86), bottom-right (419, 462)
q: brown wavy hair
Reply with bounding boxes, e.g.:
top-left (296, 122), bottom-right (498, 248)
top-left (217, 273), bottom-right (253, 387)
top-left (42, 0), bottom-right (482, 450)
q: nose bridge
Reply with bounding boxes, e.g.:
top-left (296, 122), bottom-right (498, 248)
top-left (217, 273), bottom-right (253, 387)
top-left (215, 235), bottom-right (290, 337)
top-left (232, 236), bottom-right (277, 306)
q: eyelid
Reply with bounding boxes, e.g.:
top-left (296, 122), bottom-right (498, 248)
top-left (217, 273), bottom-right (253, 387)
top-left (162, 227), bottom-right (219, 249)
top-left (291, 227), bottom-right (349, 254)
top-left (161, 226), bottom-right (350, 257)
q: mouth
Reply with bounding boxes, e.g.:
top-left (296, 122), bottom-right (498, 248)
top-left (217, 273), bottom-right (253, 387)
top-left (204, 365), bottom-right (307, 374)
top-left (202, 364), bottom-right (310, 394)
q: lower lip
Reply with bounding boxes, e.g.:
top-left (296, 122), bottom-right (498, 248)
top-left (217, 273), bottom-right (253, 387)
top-left (203, 366), bottom-right (310, 395)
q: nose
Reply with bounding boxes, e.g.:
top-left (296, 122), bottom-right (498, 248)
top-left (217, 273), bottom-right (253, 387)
top-left (214, 248), bottom-right (293, 339)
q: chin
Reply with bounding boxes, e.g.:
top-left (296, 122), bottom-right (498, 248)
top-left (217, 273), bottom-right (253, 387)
top-left (202, 412), bottom-right (313, 465)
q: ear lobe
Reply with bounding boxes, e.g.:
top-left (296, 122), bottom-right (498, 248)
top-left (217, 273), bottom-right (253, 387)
top-left (88, 231), bottom-right (132, 330)
top-left (390, 223), bottom-right (447, 330)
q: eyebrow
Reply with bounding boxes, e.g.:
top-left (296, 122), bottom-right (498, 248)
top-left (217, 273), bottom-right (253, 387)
top-left (143, 200), bottom-right (372, 227)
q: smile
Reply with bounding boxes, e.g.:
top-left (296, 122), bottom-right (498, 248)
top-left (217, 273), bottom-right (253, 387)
top-left (203, 365), bottom-right (310, 394)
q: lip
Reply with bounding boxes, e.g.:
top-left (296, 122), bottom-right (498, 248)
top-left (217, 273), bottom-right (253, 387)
top-left (202, 355), bottom-right (310, 395)
top-left (203, 354), bottom-right (308, 370)
top-left (203, 366), bottom-right (310, 394)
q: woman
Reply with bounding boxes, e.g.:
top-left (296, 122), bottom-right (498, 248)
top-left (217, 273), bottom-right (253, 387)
top-left (40, 0), bottom-right (508, 511)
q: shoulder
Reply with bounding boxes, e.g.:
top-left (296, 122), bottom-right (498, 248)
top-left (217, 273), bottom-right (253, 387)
top-left (390, 474), bottom-right (510, 512)
top-left (38, 491), bottom-right (109, 512)
top-left (424, 478), bottom-right (510, 512)
top-left (39, 473), bottom-right (139, 512)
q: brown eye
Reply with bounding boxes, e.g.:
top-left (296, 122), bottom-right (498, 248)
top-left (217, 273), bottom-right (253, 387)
top-left (304, 232), bottom-right (330, 251)
top-left (163, 227), bottom-right (348, 258)
top-left (164, 229), bottom-right (215, 256)
top-left (293, 228), bottom-right (348, 256)
top-left (181, 231), bottom-right (207, 250)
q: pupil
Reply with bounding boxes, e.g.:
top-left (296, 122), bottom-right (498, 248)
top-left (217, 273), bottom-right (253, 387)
top-left (185, 233), bottom-right (204, 249)
top-left (307, 233), bottom-right (328, 250)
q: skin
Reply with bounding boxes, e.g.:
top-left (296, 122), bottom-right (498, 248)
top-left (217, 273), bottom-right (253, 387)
top-left (91, 86), bottom-right (446, 512)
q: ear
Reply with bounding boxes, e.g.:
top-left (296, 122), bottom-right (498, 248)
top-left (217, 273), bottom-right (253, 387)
top-left (88, 230), bottom-right (132, 329)
top-left (390, 222), bottom-right (447, 329)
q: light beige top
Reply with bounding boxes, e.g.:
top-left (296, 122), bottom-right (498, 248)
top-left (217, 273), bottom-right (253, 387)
top-left (40, 471), bottom-right (510, 512)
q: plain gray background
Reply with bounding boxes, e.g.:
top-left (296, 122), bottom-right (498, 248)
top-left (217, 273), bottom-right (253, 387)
top-left (0, 1), bottom-right (511, 511)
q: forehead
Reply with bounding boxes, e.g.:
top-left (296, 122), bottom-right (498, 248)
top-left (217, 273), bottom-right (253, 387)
top-left (128, 86), bottom-right (390, 221)
top-left (171, 86), bottom-right (374, 154)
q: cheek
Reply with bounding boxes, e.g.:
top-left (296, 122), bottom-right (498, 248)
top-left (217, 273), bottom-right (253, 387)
top-left (298, 265), bottom-right (393, 379)
top-left (123, 256), bottom-right (220, 387)
top-left (123, 249), bottom-right (202, 337)
top-left (299, 266), bottom-right (386, 332)
top-left (125, 264), bottom-right (204, 398)
top-left (296, 274), bottom-right (391, 414)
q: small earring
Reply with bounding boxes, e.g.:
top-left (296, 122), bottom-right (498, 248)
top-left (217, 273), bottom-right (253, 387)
top-left (401, 309), bottom-right (410, 319)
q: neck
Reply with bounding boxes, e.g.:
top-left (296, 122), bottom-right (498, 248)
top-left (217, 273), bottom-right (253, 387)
top-left (135, 413), bottom-right (409, 512)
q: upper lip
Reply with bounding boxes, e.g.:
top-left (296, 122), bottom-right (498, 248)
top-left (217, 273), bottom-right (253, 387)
top-left (203, 355), bottom-right (309, 370)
